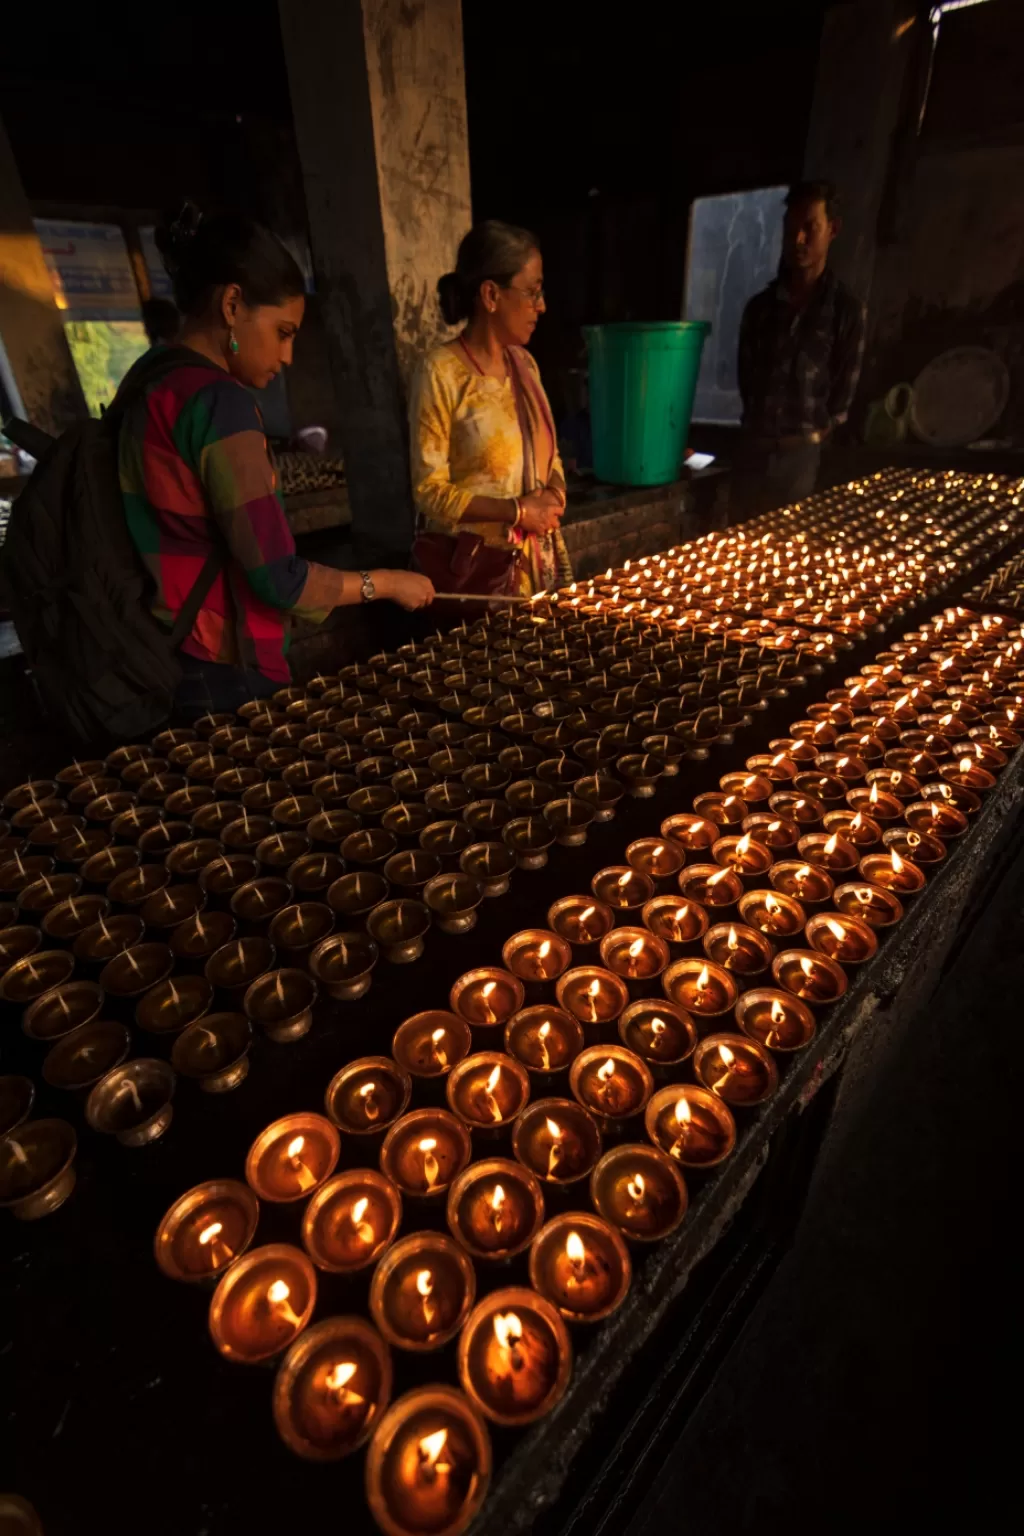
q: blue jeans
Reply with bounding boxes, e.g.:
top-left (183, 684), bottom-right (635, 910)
top-left (174, 657), bottom-right (280, 721)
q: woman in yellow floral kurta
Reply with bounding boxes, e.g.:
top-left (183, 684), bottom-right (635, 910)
top-left (410, 221), bottom-right (572, 594)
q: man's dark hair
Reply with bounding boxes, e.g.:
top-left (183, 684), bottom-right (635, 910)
top-left (785, 180), bottom-right (840, 220)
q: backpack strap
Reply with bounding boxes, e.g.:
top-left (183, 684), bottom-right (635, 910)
top-left (168, 550), bottom-right (224, 649)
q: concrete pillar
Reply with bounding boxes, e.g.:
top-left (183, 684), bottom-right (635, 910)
top-left (278, 0), bottom-right (472, 565)
top-left (0, 114), bottom-right (86, 433)
top-left (801, 0), bottom-right (922, 303)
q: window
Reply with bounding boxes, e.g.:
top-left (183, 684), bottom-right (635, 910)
top-left (684, 187), bottom-right (786, 424)
top-left (33, 219), bottom-right (149, 416)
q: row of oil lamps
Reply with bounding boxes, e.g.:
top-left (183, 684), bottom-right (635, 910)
top-left (130, 600), bottom-right (1023, 1536)
top-left (0, 471), bottom-right (1021, 1536)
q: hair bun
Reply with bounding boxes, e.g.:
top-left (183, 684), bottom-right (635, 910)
top-left (437, 271), bottom-right (467, 327)
top-left (155, 201), bottom-right (203, 274)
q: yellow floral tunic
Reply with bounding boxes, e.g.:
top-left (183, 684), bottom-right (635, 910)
top-left (409, 342), bottom-right (571, 592)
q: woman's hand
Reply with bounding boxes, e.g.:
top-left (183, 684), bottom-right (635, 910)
top-left (374, 569), bottom-right (435, 610)
top-left (519, 490), bottom-right (564, 537)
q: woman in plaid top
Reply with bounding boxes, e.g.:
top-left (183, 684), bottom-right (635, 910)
top-left (119, 207), bottom-right (432, 717)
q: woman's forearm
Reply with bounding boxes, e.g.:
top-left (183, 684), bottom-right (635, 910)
top-left (463, 495), bottom-right (518, 525)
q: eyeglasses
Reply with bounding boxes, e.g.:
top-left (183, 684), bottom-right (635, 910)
top-left (501, 283), bottom-right (545, 308)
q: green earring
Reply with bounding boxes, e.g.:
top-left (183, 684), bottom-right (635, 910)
top-left (229, 330), bottom-right (240, 354)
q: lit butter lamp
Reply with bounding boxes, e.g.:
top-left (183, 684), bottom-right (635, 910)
top-left (771, 948), bottom-right (848, 1006)
top-left (719, 770), bottom-right (774, 807)
top-left (677, 863), bottom-right (743, 914)
top-left (845, 782), bottom-right (904, 823)
top-left (502, 928), bottom-right (572, 986)
top-left (529, 1212), bottom-right (631, 1325)
top-left (662, 958), bottom-right (739, 1021)
top-left (370, 1231), bottom-right (476, 1351)
top-left (645, 1084), bottom-right (737, 1169)
top-left (208, 1243), bottom-right (316, 1364)
top-left (618, 999), bottom-right (697, 1072)
top-left (769, 860), bottom-right (835, 911)
top-left (660, 813), bottom-right (719, 853)
top-left (740, 815), bottom-right (801, 853)
top-left (379, 1109), bottom-right (472, 1200)
top-left (446, 1157), bottom-right (545, 1262)
top-left (85, 1058), bottom-right (176, 1146)
top-left (446, 1053), bottom-right (530, 1134)
top-left (244, 968), bottom-right (318, 1043)
top-left (702, 921), bottom-right (773, 977)
top-left (591, 865), bottom-right (655, 914)
top-left (246, 1113), bottom-right (341, 1203)
top-left (821, 809), bottom-right (882, 849)
top-left (326, 1057), bottom-right (412, 1137)
top-left (881, 826), bottom-right (946, 867)
top-left (625, 838), bottom-right (685, 883)
top-left (303, 1169), bottom-right (403, 1274)
top-left (903, 797), bottom-right (968, 842)
top-left (393, 1011), bottom-right (473, 1082)
top-left (154, 1178), bottom-right (260, 1282)
top-left (504, 1006), bottom-right (584, 1077)
top-left (941, 754), bottom-right (997, 793)
top-left (273, 1316), bottom-right (392, 1461)
top-left (364, 1385), bottom-right (491, 1536)
top-left (547, 895), bottom-right (615, 948)
top-left (590, 1144), bottom-right (688, 1243)
top-left (0, 1118), bottom-right (77, 1220)
top-left (832, 880), bottom-right (905, 930)
top-left (457, 1287), bottom-right (572, 1427)
top-left (857, 848), bottom-right (927, 896)
top-left (599, 927), bottom-right (670, 987)
top-left (693, 1033), bottom-right (778, 1108)
top-left (737, 887), bottom-right (806, 942)
top-left (555, 966), bottom-right (630, 1028)
top-left (692, 791), bottom-right (747, 828)
top-left (711, 832), bottom-right (774, 883)
top-left (449, 967), bottom-right (524, 1029)
top-left (735, 988), bottom-right (817, 1052)
top-left (795, 831), bottom-right (859, 875)
top-left (806, 911), bottom-right (879, 966)
top-left (511, 1098), bottom-right (602, 1188)
top-left (569, 1045), bottom-right (653, 1130)
top-left (641, 896), bottom-right (709, 951)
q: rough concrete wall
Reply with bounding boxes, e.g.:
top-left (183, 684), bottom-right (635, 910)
top-left (0, 116), bottom-right (85, 432)
top-left (362, 0), bottom-right (473, 385)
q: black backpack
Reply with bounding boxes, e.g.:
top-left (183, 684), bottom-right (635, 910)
top-left (0, 347), bottom-right (223, 744)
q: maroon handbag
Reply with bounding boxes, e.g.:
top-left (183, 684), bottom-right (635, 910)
top-left (412, 528), bottom-right (521, 626)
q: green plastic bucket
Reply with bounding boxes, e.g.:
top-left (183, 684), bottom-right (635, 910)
top-left (584, 321), bottom-right (710, 487)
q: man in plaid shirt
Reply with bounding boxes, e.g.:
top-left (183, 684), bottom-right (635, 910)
top-left (733, 181), bottom-right (866, 522)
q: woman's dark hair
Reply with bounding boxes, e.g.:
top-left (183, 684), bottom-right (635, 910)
top-left (437, 220), bottom-right (539, 326)
top-left (155, 203), bottom-right (306, 318)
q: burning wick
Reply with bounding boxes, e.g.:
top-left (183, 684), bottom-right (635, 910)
top-left (626, 1172), bottom-right (646, 1210)
top-left (533, 938), bottom-right (552, 978)
top-left (430, 1027), bottom-right (448, 1069)
top-left (493, 1311), bottom-right (525, 1374)
top-left (615, 871), bottom-right (633, 904)
top-left (285, 1134), bottom-right (317, 1192)
top-left (695, 964), bottom-right (713, 1006)
top-left (712, 1043), bottom-right (737, 1097)
top-left (350, 1195), bottom-right (376, 1248)
top-left (544, 1116), bottom-right (565, 1180)
top-left (419, 1136), bottom-right (440, 1190)
top-left (266, 1278), bottom-right (302, 1329)
top-left (766, 996), bottom-right (789, 1049)
top-left (671, 1095), bottom-right (692, 1159)
top-left (564, 1230), bottom-right (589, 1287)
top-left (416, 1268), bottom-right (436, 1328)
top-left (324, 1360), bottom-right (365, 1412)
top-left (824, 917), bottom-right (849, 957)
top-left (724, 926), bottom-right (742, 969)
top-left (536, 1020), bottom-right (552, 1071)
top-left (625, 937), bottom-right (646, 977)
top-left (576, 905), bottom-right (597, 942)
top-left (358, 1081), bottom-right (380, 1123)
top-left (583, 977), bottom-right (602, 1022)
top-left (488, 1182), bottom-right (507, 1235)
top-left (417, 1427), bottom-right (451, 1486)
top-left (478, 1064), bottom-right (504, 1123)
top-left (763, 893), bottom-right (785, 933)
top-left (197, 1219), bottom-right (232, 1268)
top-left (479, 979), bottom-right (498, 1024)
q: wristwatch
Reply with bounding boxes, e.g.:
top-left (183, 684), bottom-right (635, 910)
top-left (359, 570), bottom-right (376, 604)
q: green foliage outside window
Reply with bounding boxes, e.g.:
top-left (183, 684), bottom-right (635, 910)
top-left (64, 321), bottom-right (150, 416)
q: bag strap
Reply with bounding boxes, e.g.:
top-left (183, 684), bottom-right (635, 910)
top-left (168, 550), bottom-right (224, 648)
